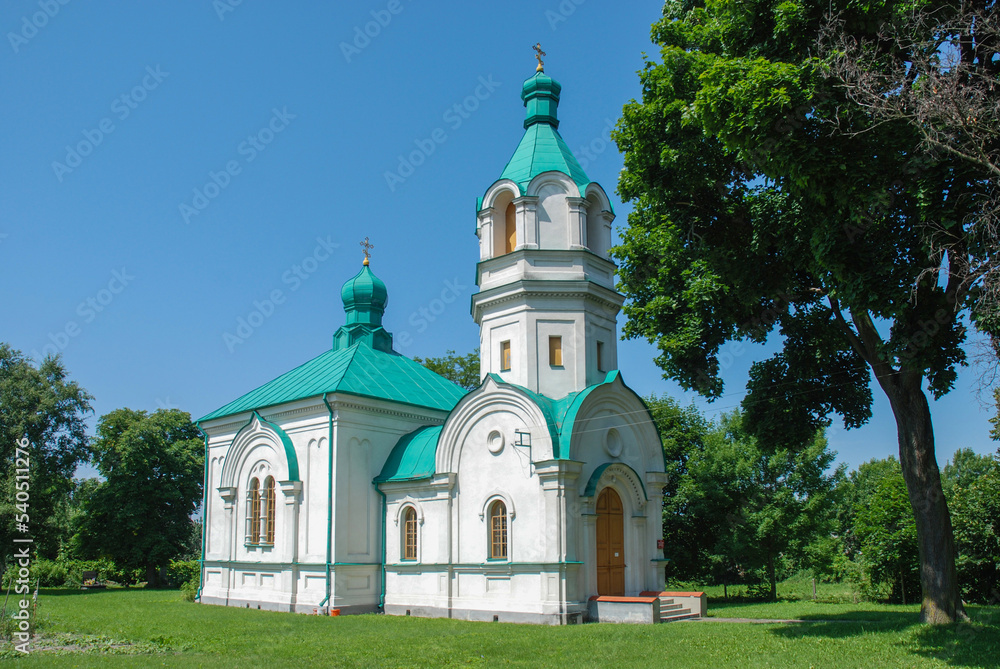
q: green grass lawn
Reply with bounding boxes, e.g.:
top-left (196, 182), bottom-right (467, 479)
top-left (4, 588), bottom-right (998, 668)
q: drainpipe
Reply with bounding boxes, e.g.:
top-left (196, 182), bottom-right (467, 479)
top-left (195, 424), bottom-right (209, 602)
top-left (319, 394), bottom-right (335, 611)
top-left (375, 487), bottom-right (387, 611)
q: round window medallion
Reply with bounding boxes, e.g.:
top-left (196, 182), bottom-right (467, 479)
top-left (605, 428), bottom-right (623, 457)
top-left (488, 430), bottom-right (505, 454)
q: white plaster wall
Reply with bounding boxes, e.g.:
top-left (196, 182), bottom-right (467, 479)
top-left (536, 183), bottom-right (568, 249)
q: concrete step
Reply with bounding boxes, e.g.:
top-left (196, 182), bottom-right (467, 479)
top-left (660, 607), bottom-right (695, 622)
top-left (660, 603), bottom-right (685, 612)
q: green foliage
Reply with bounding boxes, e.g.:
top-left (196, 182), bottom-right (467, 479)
top-left (0, 343), bottom-right (93, 562)
top-left (837, 457), bottom-right (901, 558)
top-left (942, 448), bottom-right (995, 498)
top-left (853, 472), bottom-right (920, 604)
top-left (949, 455), bottom-right (1000, 604)
top-left (414, 349), bottom-right (480, 391)
top-left (166, 560), bottom-right (200, 590)
top-left (653, 400), bottom-right (840, 598)
top-left (72, 409), bottom-right (204, 584)
top-left (2, 557), bottom-right (143, 588)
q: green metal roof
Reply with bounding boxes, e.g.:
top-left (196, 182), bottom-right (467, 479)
top-left (498, 120), bottom-right (591, 195)
top-left (375, 425), bottom-right (442, 482)
top-left (198, 343), bottom-right (466, 422)
top-left (491, 71), bottom-right (592, 197)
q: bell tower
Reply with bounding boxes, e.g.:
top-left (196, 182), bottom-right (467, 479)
top-left (472, 56), bottom-right (623, 398)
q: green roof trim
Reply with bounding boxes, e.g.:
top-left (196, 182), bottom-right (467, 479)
top-left (199, 343), bottom-right (465, 422)
top-left (584, 462), bottom-right (647, 499)
top-left (486, 372), bottom-right (626, 460)
top-left (375, 425), bottom-right (442, 482)
top-left (372, 370), bottom-right (665, 483)
top-left (243, 411), bottom-right (300, 482)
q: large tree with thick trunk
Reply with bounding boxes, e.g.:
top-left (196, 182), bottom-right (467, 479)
top-left (613, 0), bottom-right (997, 623)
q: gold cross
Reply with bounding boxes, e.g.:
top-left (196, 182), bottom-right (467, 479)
top-left (360, 237), bottom-right (374, 265)
top-left (533, 43), bottom-right (546, 72)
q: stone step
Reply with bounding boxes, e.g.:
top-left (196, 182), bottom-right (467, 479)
top-left (660, 607), bottom-right (694, 622)
top-left (660, 603), bottom-right (685, 612)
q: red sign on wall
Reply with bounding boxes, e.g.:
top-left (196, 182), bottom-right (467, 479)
top-left (656, 539), bottom-right (665, 549)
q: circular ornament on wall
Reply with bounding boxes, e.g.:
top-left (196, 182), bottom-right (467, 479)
top-left (488, 430), bottom-right (505, 454)
top-left (604, 428), bottom-right (623, 457)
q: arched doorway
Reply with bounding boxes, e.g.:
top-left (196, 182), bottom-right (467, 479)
top-left (596, 487), bottom-right (625, 595)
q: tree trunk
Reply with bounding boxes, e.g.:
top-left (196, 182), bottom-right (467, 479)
top-left (145, 564), bottom-right (159, 588)
top-left (767, 552), bottom-right (777, 602)
top-left (879, 372), bottom-right (967, 624)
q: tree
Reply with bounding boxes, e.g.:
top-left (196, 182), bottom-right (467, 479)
top-left (823, 4), bottom-right (1000, 347)
top-left (837, 457), bottom-right (902, 560)
top-left (414, 349), bottom-right (481, 391)
top-left (854, 471), bottom-right (921, 604)
top-left (710, 412), bottom-right (840, 600)
top-left (73, 409), bottom-right (204, 586)
top-left (949, 452), bottom-right (1000, 603)
top-left (645, 395), bottom-right (714, 581)
top-left (0, 344), bottom-right (92, 562)
top-left (612, 0), bottom-right (996, 622)
top-left (941, 447), bottom-right (995, 497)
top-left (654, 405), bottom-right (839, 599)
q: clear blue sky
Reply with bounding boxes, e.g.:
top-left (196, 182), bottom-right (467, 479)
top-left (2, 0), bottom-right (995, 474)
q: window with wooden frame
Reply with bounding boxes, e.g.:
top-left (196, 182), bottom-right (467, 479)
top-left (402, 507), bottom-right (418, 560)
top-left (246, 478), bottom-right (261, 544)
top-left (489, 500), bottom-right (508, 560)
top-left (500, 341), bottom-right (511, 372)
top-left (549, 336), bottom-right (563, 367)
top-left (263, 477), bottom-right (276, 544)
top-left (596, 341), bottom-right (605, 372)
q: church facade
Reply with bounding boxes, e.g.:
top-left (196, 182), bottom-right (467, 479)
top-left (197, 65), bottom-right (668, 624)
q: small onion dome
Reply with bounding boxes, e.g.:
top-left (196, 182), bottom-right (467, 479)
top-left (521, 71), bottom-right (562, 129)
top-left (341, 262), bottom-right (388, 319)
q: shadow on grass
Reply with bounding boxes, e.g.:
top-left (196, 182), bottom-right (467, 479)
top-left (768, 606), bottom-right (1000, 669)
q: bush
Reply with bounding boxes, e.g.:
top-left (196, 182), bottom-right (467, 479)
top-left (180, 571), bottom-right (200, 602)
top-left (167, 560), bottom-right (200, 589)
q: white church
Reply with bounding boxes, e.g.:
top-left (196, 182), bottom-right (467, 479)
top-left (197, 61), bottom-right (685, 624)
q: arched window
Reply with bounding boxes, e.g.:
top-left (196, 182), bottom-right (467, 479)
top-left (246, 478), bottom-right (261, 544)
top-left (489, 500), bottom-right (507, 560)
top-left (402, 507), bottom-right (418, 560)
top-left (263, 477), bottom-right (276, 544)
top-left (504, 202), bottom-right (517, 254)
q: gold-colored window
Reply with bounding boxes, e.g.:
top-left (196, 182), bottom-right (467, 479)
top-left (263, 477), bottom-right (276, 544)
top-left (489, 500), bottom-right (508, 560)
top-left (596, 341), bottom-right (605, 372)
top-left (403, 507), bottom-right (418, 560)
top-left (549, 336), bottom-right (563, 367)
top-left (504, 202), bottom-right (517, 254)
top-left (247, 478), bottom-right (261, 544)
top-left (500, 341), bottom-right (511, 372)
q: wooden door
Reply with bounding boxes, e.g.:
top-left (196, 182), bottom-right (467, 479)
top-left (596, 488), bottom-right (625, 595)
